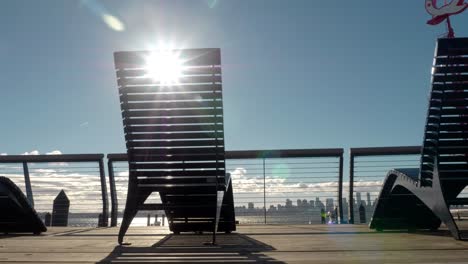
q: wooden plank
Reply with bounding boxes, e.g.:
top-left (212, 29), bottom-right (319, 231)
top-left (424, 146), bottom-right (468, 154)
top-left (123, 92), bottom-right (222, 102)
top-left (137, 177), bottom-right (225, 185)
top-left (432, 83), bottom-right (468, 91)
top-left (433, 74), bottom-right (468, 83)
top-left (128, 132), bottom-right (222, 140)
top-left (114, 48), bottom-right (221, 68)
top-left (125, 116), bottom-right (223, 125)
top-left (437, 124), bottom-right (468, 132)
top-left (124, 100), bottom-right (222, 109)
top-left (435, 56), bottom-right (468, 65)
top-left (431, 91), bottom-right (468, 99)
top-left (433, 66), bottom-right (468, 74)
top-left (128, 153), bottom-right (224, 162)
top-left (436, 140), bottom-right (468, 148)
top-left (126, 124), bottom-right (223, 133)
top-left (132, 169), bottom-right (223, 177)
top-left (429, 108), bottom-right (468, 116)
top-left (126, 108), bottom-right (223, 117)
top-left (118, 84), bottom-right (222, 93)
top-left (128, 139), bottom-right (224, 148)
top-left (425, 132), bottom-right (468, 139)
top-left (131, 161), bottom-right (224, 169)
top-left (423, 154), bottom-right (467, 163)
top-left (430, 99), bottom-right (468, 107)
top-left (440, 116), bottom-right (468, 124)
top-left (119, 75), bottom-right (221, 86)
top-left (438, 163), bottom-right (468, 170)
top-left (137, 183), bottom-right (218, 190)
top-left (117, 66), bottom-right (221, 78)
top-left (129, 147), bottom-right (225, 155)
top-left (436, 38), bottom-right (468, 56)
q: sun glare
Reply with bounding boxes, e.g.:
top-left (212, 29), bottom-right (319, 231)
top-left (145, 51), bottom-right (183, 85)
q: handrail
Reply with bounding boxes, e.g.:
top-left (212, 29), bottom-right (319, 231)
top-left (0, 154), bottom-right (109, 227)
top-left (348, 146), bottom-right (421, 224)
top-left (0, 154), bottom-right (104, 163)
top-left (107, 148), bottom-right (345, 226)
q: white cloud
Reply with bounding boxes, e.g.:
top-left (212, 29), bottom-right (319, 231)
top-left (117, 171), bottom-right (129, 177)
top-left (22, 150), bottom-right (39, 155)
top-left (0, 153), bottom-right (7, 156)
top-left (46, 150), bottom-right (62, 155)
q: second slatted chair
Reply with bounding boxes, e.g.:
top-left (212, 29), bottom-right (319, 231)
top-left (370, 38), bottom-right (468, 240)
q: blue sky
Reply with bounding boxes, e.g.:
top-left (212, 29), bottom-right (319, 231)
top-left (0, 0), bottom-right (467, 155)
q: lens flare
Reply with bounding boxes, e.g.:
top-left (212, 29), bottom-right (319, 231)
top-left (81, 0), bottom-right (125, 32)
top-left (271, 163), bottom-right (291, 178)
top-left (101, 14), bottom-right (125, 31)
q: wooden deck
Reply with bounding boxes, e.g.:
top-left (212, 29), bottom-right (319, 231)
top-left (1, 224), bottom-right (468, 263)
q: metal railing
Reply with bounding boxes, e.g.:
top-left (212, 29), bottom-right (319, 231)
top-left (0, 154), bottom-right (109, 227)
top-left (107, 148), bottom-right (344, 226)
top-left (8, 146), bottom-right (463, 227)
top-left (348, 146), bottom-right (421, 224)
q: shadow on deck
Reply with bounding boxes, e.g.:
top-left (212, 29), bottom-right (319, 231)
top-left (98, 233), bottom-right (285, 263)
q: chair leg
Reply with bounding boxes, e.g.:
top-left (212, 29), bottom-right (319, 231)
top-left (431, 197), bottom-right (460, 239)
top-left (429, 167), bottom-right (461, 240)
top-left (212, 190), bottom-right (224, 245)
top-left (118, 205), bottom-right (138, 245)
top-left (118, 180), bottom-right (153, 245)
top-left (220, 180), bottom-right (236, 232)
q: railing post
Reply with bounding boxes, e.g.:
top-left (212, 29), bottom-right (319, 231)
top-left (338, 153), bottom-right (344, 224)
top-left (98, 158), bottom-right (109, 227)
top-left (22, 162), bottom-right (34, 207)
top-left (349, 151), bottom-right (355, 224)
top-left (263, 157), bottom-right (267, 224)
top-left (108, 158), bottom-right (118, 227)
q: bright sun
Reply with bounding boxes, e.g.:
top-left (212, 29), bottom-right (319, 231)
top-left (145, 51), bottom-right (183, 85)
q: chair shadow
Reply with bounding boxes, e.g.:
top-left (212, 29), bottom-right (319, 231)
top-left (98, 233), bottom-right (285, 263)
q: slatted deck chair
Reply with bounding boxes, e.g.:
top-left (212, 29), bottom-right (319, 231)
top-left (114, 48), bottom-right (236, 245)
top-left (370, 38), bottom-right (468, 240)
top-left (0, 177), bottom-right (47, 235)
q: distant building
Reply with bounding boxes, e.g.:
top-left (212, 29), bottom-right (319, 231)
top-left (248, 202), bottom-right (254, 210)
top-left (315, 197), bottom-right (324, 209)
top-left (342, 198), bottom-right (349, 222)
top-left (309, 200), bottom-right (315, 208)
top-left (356, 192), bottom-right (362, 206)
top-left (367, 192), bottom-right (371, 208)
top-left (326, 198), bottom-right (334, 212)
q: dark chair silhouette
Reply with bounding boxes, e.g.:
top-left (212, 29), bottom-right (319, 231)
top-left (370, 38), bottom-right (468, 240)
top-left (0, 177), bottom-right (47, 234)
top-left (113, 48), bottom-right (236, 244)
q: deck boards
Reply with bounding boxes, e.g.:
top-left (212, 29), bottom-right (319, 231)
top-left (1, 225), bottom-right (468, 263)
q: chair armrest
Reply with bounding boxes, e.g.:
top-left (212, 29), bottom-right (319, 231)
top-left (393, 168), bottom-right (420, 181)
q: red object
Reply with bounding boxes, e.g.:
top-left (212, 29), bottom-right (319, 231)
top-left (425, 0), bottom-right (467, 38)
